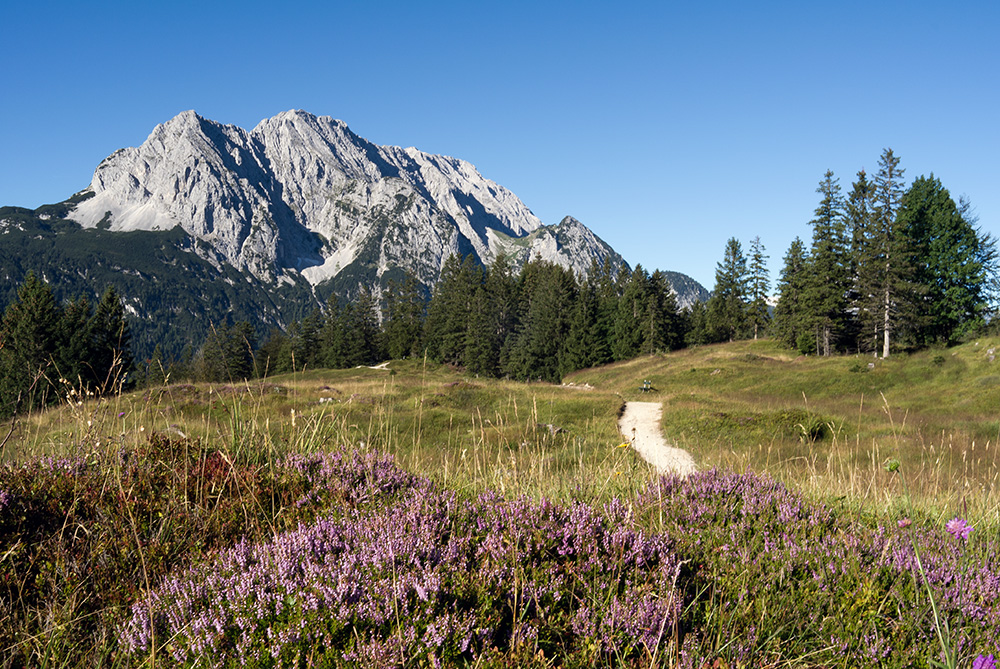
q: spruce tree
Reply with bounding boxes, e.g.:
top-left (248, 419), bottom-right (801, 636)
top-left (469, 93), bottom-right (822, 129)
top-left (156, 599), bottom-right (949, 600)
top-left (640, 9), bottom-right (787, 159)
top-left (684, 300), bottom-right (710, 346)
top-left (257, 328), bottom-right (290, 375)
top-left (464, 286), bottom-right (499, 376)
top-left (0, 272), bottom-right (61, 415)
top-left (871, 148), bottom-right (908, 357)
top-left (898, 176), bottom-right (994, 344)
top-left (802, 171), bottom-right (850, 356)
top-left (845, 169), bottom-right (876, 352)
top-left (612, 266), bottom-right (651, 360)
top-left (89, 286), bottom-right (135, 391)
top-left (705, 238), bottom-right (749, 342)
top-left (54, 294), bottom-right (94, 387)
top-left (772, 237), bottom-right (810, 351)
top-left (746, 236), bottom-right (770, 340)
top-left (424, 254), bottom-right (483, 366)
top-left (466, 254), bottom-right (517, 376)
top-left (504, 260), bottom-right (575, 382)
top-left (649, 270), bottom-right (686, 352)
top-left (382, 275), bottom-right (426, 360)
top-left (199, 321), bottom-right (256, 382)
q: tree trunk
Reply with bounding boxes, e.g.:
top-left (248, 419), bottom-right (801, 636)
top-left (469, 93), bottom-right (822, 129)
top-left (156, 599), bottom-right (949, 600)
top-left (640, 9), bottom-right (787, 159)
top-left (882, 287), bottom-right (891, 358)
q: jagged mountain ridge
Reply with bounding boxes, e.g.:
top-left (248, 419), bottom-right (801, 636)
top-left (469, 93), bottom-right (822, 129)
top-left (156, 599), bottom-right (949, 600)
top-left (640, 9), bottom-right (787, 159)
top-left (1, 110), bottom-right (709, 359)
top-left (69, 110), bottom-right (624, 290)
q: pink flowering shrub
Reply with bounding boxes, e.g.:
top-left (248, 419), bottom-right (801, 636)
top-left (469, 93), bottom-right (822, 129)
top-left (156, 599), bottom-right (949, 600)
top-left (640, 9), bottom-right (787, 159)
top-left (639, 469), bottom-right (1000, 666)
top-left (0, 436), bottom-right (414, 665)
top-left (3, 437), bottom-right (998, 667)
top-left (119, 473), bottom-right (683, 666)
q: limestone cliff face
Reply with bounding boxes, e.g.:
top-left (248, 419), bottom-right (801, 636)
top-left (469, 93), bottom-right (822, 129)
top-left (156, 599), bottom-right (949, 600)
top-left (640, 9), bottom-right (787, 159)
top-left (70, 110), bottom-right (624, 289)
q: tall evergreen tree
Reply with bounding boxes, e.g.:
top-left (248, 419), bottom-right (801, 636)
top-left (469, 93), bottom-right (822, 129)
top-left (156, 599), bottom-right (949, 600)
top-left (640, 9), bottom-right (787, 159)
top-left (871, 148), bottom-right (908, 357)
top-left (54, 294), bottom-right (95, 387)
top-left (342, 288), bottom-right (383, 366)
top-left (424, 254), bottom-right (483, 366)
top-left (897, 176), bottom-right (994, 344)
top-left (684, 300), bottom-right (711, 346)
top-left (561, 276), bottom-right (606, 373)
top-left (705, 238), bottom-right (749, 342)
top-left (466, 254), bottom-right (517, 377)
top-left (382, 275), bottom-right (426, 360)
top-left (772, 237), bottom-right (810, 351)
top-left (89, 286), bottom-right (135, 391)
top-left (802, 171), bottom-right (850, 356)
top-left (505, 260), bottom-right (576, 382)
top-left (845, 169), bottom-right (876, 352)
top-left (612, 266), bottom-right (651, 360)
top-left (646, 270), bottom-right (686, 353)
top-left (256, 328), bottom-right (288, 376)
top-left (0, 272), bottom-right (61, 415)
top-left (746, 236), bottom-right (770, 340)
top-left (199, 321), bottom-right (257, 382)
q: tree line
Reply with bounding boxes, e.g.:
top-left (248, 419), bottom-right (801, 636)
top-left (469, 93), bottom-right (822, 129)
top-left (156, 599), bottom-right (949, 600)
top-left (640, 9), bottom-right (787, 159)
top-left (232, 254), bottom-right (689, 383)
top-left (690, 148), bottom-right (997, 355)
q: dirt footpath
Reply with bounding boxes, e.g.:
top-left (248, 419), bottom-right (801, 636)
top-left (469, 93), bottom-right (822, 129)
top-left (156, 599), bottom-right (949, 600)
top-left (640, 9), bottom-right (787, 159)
top-left (618, 401), bottom-right (697, 477)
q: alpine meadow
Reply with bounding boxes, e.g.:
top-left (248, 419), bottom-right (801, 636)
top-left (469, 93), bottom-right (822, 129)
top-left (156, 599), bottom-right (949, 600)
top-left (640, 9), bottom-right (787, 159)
top-left (2, 109), bottom-right (1000, 669)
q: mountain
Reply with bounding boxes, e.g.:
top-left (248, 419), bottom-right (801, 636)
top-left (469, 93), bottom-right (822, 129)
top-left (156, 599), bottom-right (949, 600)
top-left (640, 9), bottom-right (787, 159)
top-left (68, 110), bottom-right (625, 294)
top-left (0, 110), bottom-right (707, 357)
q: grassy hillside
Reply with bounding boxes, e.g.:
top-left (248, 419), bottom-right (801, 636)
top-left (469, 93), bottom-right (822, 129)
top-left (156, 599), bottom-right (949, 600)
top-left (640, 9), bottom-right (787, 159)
top-left (9, 358), bottom-right (640, 505)
top-left (3, 342), bottom-right (1000, 666)
top-left (567, 337), bottom-right (1000, 518)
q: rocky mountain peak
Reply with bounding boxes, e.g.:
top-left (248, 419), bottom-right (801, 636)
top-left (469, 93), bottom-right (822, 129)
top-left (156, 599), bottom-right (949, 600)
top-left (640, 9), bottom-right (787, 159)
top-left (66, 110), bottom-right (630, 296)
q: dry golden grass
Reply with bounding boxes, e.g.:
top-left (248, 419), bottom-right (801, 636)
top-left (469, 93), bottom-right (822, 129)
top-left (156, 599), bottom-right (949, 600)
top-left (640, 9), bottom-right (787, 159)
top-left (8, 337), bottom-right (1000, 523)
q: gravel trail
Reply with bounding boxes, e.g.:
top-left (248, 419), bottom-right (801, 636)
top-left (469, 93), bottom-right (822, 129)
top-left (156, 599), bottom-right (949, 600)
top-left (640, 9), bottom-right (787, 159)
top-left (618, 401), bottom-right (697, 477)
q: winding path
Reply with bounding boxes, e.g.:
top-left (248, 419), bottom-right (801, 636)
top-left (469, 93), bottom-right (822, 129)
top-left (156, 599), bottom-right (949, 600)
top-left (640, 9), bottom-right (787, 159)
top-left (618, 401), bottom-right (697, 477)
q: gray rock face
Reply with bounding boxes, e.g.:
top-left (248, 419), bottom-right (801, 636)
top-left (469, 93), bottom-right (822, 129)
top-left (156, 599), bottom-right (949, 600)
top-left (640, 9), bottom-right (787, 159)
top-left (70, 110), bottom-right (624, 288)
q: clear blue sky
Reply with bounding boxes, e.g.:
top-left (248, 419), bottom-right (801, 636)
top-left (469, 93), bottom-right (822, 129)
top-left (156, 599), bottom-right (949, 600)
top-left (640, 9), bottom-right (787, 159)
top-left (2, 1), bottom-right (997, 290)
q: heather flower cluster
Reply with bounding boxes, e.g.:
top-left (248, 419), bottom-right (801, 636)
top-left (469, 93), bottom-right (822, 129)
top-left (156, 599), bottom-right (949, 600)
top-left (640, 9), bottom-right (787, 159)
top-left (639, 468), bottom-right (1000, 665)
top-left (119, 460), bottom-right (683, 666)
top-left (0, 437), bottom-right (425, 666)
top-left (5, 434), bottom-right (999, 667)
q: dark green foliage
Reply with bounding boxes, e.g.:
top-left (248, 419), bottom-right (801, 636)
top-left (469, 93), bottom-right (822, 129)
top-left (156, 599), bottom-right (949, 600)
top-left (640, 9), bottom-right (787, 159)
top-left (705, 238), bottom-right (750, 342)
top-left (505, 259), bottom-right (577, 382)
top-left (845, 168), bottom-right (875, 350)
top-left (88, 286), bottom-right (135, 388)
top-left (0, 273), bottom-right (61, 415)
top-left (746, 236), bottom-right (770, 340)
top-left (802, 170), bottom-right (850, 356)
top-left (0, 208), bottom-right (319, 362)
top-left (382, 274), bottom-right (426, 360)
top-left (870, 148), bottom-right (910, 357)
top-left (278, 309), bottom-right (324, 372)
top-left (897, 175), bottom-right (993, 345)
top-left (0, 274), bottom-right (135, 417)
top-left (561, 278), bottom-right (606, 373)
top-left (684, 300), bottom-right (711, 346)
top-left (611, 266), bottom-right (685, 360)
top-left (465, 255), bottom-right (517, 377)
top-left (773, 151), bottom-right (996, 358)
top-left (198, 321), bottom-right (257, 382)
top-left (612, 266), bottom-right (651, 359)
top-left (340, 288), bottom-right (383, 367)
top-left (424, 254), bottom-right (485, 366)
top-left (773, 238), bottom-right (809, 351)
